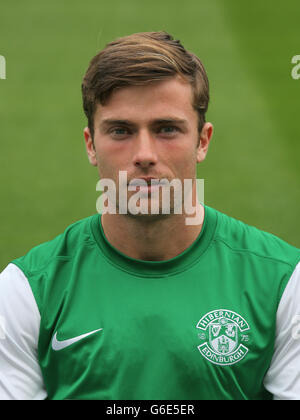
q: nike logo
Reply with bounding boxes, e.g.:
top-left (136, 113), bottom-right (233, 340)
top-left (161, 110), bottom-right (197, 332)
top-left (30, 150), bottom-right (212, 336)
top-left (52, 328), bottom-right (103, 351)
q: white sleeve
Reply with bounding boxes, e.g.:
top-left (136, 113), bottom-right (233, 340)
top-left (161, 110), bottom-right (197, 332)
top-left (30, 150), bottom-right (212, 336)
top-left (0, 263), bottom-right (47, 400)
top-left (264, 261), bottom-right (300, 400)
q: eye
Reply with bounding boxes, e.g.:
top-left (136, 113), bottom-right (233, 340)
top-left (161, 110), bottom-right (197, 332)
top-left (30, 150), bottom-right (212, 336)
top-left (158, 126), bottom-right (180, 136)
top-left (109, 127), bottom-right (130, 139)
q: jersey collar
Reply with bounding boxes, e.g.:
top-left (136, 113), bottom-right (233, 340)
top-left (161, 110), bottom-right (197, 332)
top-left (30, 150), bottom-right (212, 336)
top-left (90, 205), bottom-right (217, 277)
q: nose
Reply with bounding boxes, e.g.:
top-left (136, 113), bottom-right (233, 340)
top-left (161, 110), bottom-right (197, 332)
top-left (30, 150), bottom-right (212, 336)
top-left (132, 129), bottom-right (158, 169)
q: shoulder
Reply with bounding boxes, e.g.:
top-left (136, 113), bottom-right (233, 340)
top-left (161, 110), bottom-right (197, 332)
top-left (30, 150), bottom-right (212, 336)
top-left (263, 261), bottom-right (300, 399)
top-left (0, 263), bottom-right (47, 400)
top-left (209, 206), bottom-right (300, 268)
top-left (12, 214), bottom-right (99, 277)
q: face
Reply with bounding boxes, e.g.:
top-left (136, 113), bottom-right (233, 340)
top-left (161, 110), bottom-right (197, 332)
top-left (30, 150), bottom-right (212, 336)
top-left (84, 76), bottom-right (213, 218)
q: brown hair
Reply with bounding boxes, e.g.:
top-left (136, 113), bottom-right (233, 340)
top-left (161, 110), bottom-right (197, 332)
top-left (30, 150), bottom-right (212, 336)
top-left (82, 31), bottom-right (210, 140)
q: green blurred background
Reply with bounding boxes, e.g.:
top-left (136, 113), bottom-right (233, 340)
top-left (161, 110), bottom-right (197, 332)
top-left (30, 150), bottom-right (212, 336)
top-left (0, 0), bottom-right (299, 270)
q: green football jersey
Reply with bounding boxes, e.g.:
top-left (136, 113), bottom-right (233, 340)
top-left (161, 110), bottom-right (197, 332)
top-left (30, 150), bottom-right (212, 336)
top-left (11, 205), bottom-right (300, 400)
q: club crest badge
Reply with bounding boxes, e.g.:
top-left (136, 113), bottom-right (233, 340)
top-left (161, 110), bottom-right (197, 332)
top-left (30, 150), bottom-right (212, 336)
top-left (196, 309), bottom-right (251, 366)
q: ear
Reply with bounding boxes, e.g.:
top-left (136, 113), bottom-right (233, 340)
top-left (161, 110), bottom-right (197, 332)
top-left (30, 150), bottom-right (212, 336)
top-left (197, 122), bottom-right (213, 163)
top-left (84, 127), bottom-right (97, 167)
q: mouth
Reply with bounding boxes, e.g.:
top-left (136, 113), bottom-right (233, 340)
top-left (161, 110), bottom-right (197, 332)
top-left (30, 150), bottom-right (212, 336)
top-left (127, 177), bottom-right (168, 194)
top-left (128, 177), bottom-right (168, 187)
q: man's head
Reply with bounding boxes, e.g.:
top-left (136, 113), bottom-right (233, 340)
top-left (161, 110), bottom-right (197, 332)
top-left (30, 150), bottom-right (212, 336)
top-left (82, 31), bottom-right (210, 142)
top-left (82, 31), bottom-right (213, 219)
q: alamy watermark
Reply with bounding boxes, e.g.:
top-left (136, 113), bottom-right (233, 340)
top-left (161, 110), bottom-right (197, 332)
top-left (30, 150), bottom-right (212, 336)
top-left (291, 55), bottom-right (300, 80)
top-left (291, 315), bottom-right (300, 340)
top-left (96, 171), bottom-right (205, 225)
top-left (0, 315), bottom-right (6, 340)
top-left (0, 55), bottom-right (6, 80)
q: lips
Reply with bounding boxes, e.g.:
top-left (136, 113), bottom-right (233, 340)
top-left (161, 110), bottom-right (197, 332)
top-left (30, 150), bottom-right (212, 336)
top-left (129, 177), bottom-right (164, 186)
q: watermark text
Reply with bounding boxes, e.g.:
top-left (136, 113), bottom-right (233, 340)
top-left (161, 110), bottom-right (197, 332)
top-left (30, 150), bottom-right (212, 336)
top-left (0, 316), bottom-right (6, 339)
top-left (96, 171), bottom-right (205, 225)
top-left (291, 315), bottom-right (300, 340)
top-left (0, 55), bottom-right (6, 80)
top-left (291, 55), bottom-right (300, 80)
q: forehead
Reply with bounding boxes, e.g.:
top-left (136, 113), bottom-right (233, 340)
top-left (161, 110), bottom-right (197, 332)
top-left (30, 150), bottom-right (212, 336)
top-left (94, 77), bottom-right (197, 125)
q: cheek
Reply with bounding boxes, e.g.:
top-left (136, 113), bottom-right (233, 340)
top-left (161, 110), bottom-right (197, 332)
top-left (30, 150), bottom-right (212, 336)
top-left (171, 149), bottom-right (198, 178)
top-left (93, 142), bottom-right (119, 176)
top-left (93, 152), bottom-right (114, 180)
top-left (100, 165), bottom-right (117, 182)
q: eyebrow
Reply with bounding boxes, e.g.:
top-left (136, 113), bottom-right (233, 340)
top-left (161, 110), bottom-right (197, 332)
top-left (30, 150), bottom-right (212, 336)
top-left (152, 118), bottom-right (188, 126)
top-left (99, 117), bottom-right (188, 129)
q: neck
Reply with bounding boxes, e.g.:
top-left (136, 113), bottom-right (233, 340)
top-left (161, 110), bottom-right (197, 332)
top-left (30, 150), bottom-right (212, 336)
top-left (101, 203), bottom-right (204, 261)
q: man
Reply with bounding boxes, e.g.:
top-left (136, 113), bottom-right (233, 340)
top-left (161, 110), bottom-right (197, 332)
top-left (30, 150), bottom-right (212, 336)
top-left (0, 31), bottom-right (299, 400)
